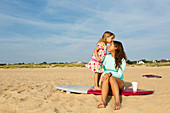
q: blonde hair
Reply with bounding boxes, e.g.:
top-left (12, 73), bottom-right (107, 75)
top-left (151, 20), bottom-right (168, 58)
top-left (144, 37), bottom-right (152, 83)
top-left (97, 31), bottom-right (115, 44)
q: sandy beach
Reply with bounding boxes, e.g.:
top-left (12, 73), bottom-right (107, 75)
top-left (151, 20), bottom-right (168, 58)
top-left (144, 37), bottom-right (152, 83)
top-left (0, 66), bottom-right (169, 113)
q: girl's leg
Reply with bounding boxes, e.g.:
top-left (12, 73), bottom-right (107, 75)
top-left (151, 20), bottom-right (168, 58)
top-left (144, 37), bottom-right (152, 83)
top-left (109, 76), bottom-right (124, 110)
top-left (97, 77), bottom-right (109, 108)
top-left (94, 72), bottom-right (101, 90)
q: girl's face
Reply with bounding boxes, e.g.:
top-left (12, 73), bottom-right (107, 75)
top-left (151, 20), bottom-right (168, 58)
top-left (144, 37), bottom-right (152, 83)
top-left (106, 35), bottom-right (114, 43)
top-left (107, 42), bottom-right (117, 52)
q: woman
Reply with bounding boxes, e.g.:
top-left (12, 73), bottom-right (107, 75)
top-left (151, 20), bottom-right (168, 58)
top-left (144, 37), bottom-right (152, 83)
top-left (97, 41), bottom-right (127, 110)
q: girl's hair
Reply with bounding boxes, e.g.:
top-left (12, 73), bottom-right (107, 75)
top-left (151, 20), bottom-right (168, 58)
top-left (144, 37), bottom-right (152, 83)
top-left (114, 41), bottom-right (127, 69)
top-left (97, 31), bottom-right (115, 44)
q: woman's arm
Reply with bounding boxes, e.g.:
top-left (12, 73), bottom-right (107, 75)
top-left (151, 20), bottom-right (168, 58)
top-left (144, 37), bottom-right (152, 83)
top-left (110, 59), bottom-right (126, 79)
top-left (102, 73), bottom-right (112, 81)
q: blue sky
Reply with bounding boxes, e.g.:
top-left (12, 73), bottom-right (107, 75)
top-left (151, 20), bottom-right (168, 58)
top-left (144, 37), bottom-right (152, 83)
top-left (0, 0), bottom-right (170, 63)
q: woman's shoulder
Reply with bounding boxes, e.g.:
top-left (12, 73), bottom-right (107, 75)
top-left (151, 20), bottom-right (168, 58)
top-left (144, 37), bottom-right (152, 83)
top-left (121, 58), bottom-right (126, 63)
top-left (105, 54), bottom-right (113, 59)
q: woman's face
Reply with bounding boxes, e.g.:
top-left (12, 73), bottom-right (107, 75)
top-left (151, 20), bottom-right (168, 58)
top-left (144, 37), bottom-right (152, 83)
top-left (107, 42), bottom-right (116, 52)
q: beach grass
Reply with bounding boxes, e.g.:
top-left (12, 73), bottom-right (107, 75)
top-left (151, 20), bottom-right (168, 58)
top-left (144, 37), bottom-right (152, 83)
top-left (51, 63), bottom-right (86, 67)
top-left (127, 62), bottom-right (170, 67)
top-left (1, 62), bottom-right (170, 69)
top-left (0, 63), bottom-right (87, 69)
top-left (145, 62), bottom-right (170, 67)
top-left (0, 64), bottom-right (50, 69)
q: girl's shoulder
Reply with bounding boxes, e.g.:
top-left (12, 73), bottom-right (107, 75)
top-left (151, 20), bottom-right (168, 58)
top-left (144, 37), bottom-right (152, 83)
top-left (97, 42), bottom-right (106, 48)
top-left (97, 42), bottom-right (106, 45)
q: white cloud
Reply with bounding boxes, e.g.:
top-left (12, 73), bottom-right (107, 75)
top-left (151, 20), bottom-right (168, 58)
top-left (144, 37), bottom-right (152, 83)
top-left (0, 0), bottom-right (170, 62)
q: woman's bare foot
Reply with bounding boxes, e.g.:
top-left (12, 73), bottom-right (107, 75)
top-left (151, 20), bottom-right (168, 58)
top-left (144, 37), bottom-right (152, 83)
top-left (97, 102), bottom-right (106, 108)
top-left (113, 103), bottom-right (122, 110)
top-left (94, 86), bottom-right (101, 90)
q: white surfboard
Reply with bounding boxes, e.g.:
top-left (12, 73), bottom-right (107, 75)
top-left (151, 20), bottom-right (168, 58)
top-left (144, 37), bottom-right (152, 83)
top-left (55, 85), bottom-right (93, 94)
top-left (56, 84), bottom-right (154, 96)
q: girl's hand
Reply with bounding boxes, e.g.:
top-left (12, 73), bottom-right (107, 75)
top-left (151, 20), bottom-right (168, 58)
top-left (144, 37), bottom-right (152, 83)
top-left (96, 57), bottom-right (101, 62)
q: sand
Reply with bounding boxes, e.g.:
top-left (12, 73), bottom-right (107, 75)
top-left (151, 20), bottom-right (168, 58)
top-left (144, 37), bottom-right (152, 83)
top-left (0, 66), bottom-right (170, 113)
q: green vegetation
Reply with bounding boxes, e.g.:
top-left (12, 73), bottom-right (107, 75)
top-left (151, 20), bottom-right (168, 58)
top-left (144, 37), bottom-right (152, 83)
top-left (146, 62), bottom-right (170, 67)
top-left (127, 61), bottom-right (170, 67)
top-left (52, 63), bottom-right (86, 67)
top-left (0, 60), bottom-right (170, 69)
top-left (0, 64), bottom-right (50, 69)
top-left (0, 63), bottom-right (87, 69)
top-left (126, 60), bottom-right (137, 64)
top-left (126, 59), bottom-right (170, 67)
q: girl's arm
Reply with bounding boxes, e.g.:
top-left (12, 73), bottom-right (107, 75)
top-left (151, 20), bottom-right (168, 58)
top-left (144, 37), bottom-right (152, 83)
top-left (94, 46), bottom-right (101, 62)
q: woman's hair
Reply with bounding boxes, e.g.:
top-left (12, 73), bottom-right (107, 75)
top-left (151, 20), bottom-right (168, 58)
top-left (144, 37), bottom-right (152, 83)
top-left (97, 31), bottom-right (115, 44)
top-left (114, 41), bottom-right (127, 69)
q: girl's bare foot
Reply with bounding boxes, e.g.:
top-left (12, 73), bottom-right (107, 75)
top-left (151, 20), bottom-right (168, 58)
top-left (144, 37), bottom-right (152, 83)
top-left (113, 103), bottom-right (122, 110)
top-left (97, 102), bottom-right (106, 108)
top-left (94, 86), bottom-right (101, 90)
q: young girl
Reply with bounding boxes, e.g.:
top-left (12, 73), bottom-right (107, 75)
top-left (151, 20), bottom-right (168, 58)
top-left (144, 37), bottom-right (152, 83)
top-left (86, 31), bottom-right (115, 90)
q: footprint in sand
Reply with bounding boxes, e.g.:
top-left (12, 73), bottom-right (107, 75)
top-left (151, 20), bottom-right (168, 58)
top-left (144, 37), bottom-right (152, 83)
top-left (54, 108), bottom-right (60, 113)
top-left (17, 100), bottom-right (43, 110)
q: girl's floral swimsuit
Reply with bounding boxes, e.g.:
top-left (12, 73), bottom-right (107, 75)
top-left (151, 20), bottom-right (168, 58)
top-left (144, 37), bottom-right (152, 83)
top-left (85, 42), bottom-right (107, 73)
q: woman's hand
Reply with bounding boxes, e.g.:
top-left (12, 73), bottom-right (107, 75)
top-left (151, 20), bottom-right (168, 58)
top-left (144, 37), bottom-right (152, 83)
top-left (102, 73), bottom-right (112, 81)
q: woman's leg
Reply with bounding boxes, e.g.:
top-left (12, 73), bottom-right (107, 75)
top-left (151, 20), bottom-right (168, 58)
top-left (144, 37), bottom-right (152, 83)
top-left (109, 76), bottom-right (124, 110)
top-left (94, 72), bottom-right (101, 90)
top-left (97, 77), bottom-right (109, 108)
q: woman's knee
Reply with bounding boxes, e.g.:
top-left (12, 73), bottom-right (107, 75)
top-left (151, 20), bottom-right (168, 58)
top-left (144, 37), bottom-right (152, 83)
top-left (104, 73), bottom-right (111, 76)
top-left (110, 76), bottom-right (116, 81)
top-left (102, 78), bottom-right (109, 83)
